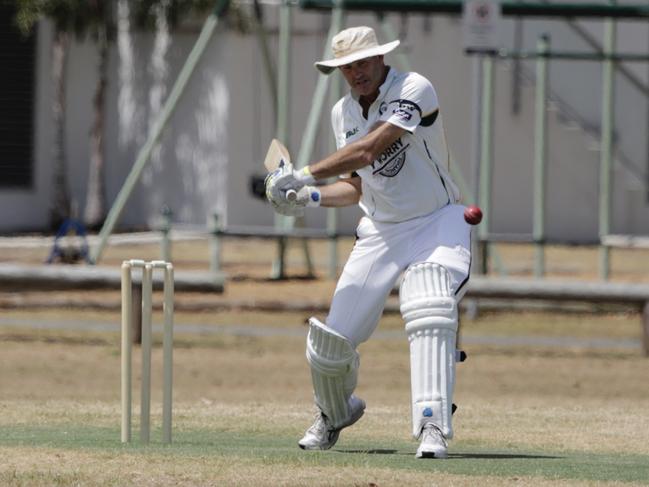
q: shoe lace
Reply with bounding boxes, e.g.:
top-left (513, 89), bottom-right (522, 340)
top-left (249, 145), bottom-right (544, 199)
top-left (307, 412), bottom-right (330, 436)
top-left (422, 423), bottom-right (447, 447)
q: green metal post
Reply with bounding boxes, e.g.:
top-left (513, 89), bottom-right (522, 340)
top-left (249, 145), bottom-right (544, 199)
top-left (89, 0), bottom-right (229, 264)
top-left (295, 6), bottom-right (345, 169)
top-left (327, 69), bottom-right (343, 279)
top-left (286, 4), bottom-right (344, 279)
top-left (327, 212), bottom-right (339, 279)
top-left (270, 0), bottom-right (317, 279)
top-left (533, 35), bottom-right (549, 277)
top-left (276, 0), bottom-right (292, 148)
top-left (273, 0), bottom-right (317, 280)
top-left (469, 54), bottom-right (484, 278)
top-left (599, 8), bottom-right (616, 280)
top-left (299, 0), bottom-right (649, 19)
top-left (378, 14), bottom-right (411, 72)
top-left (159, 205), bottom-right (173, 263)
top-left (252, 2), bottom-right (278, 120)
top-left (478, 55), bottom-right (495, 274)
top-left (329, 5), bottom-right (346, 280)
top-left (299, 226), bottom-right (316, 277)
top-left (271, 0), bottom-right (293, 279)
top-left (209, 211), bottom-right (223, 277)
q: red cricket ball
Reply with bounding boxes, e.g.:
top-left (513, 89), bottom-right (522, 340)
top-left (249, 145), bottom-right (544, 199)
top-left (464, 205), bottom-right (483, 225)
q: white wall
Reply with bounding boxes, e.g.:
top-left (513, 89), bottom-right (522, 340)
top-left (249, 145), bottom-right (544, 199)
top-left (1, 8), bottom-right (647, 242)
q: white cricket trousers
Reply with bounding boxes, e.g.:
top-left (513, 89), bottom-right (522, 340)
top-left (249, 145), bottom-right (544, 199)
top-left (326, 204), bottom-right (472, 347)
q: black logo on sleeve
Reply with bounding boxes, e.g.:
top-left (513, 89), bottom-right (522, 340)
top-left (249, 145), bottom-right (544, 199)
top-left (388, 99), bottom-right (422, 123)
top-left (371, 138), bottom-right (409, 177)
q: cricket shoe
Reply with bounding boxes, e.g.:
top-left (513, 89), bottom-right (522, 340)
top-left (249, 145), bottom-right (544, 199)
top-left (416, 423), bottom-right (448, 459)
top-left (298, 396), bottom-right (366, 450)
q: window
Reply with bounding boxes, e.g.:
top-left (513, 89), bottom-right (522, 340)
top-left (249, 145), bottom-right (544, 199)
top-left (0, 4), bottom-right (36, 188)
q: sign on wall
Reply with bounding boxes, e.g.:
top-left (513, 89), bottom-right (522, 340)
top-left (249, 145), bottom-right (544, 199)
top-left (462, 0), bottom-right (502, 53)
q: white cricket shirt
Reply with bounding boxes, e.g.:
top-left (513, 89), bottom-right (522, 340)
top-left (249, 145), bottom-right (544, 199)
top-left (331, 67), bottom-right (460, 223)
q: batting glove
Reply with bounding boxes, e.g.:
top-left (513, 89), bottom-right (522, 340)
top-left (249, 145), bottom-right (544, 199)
top-left (269, 198), bottom-right (305, 217)
top-left (266, 185), bottom-right (321, 217)
top-left (294, 185), bottom-right (321, 208)
top-left (265, 165), bottom-right (316, 204)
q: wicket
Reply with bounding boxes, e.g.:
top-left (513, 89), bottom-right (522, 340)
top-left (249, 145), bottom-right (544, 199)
top-left (121, 259), bottom-right (174, 444)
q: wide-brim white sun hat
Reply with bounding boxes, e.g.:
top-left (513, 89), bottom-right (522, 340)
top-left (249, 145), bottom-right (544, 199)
top-left (315, 26), bottom-right (400, 75)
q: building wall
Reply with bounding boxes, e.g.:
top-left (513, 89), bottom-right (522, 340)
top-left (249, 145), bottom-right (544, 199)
top-left (1, 8), bottom-right (647, 241)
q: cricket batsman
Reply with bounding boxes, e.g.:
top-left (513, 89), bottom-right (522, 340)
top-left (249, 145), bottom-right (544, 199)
top-left (265, 26), bottom-right (472, 458)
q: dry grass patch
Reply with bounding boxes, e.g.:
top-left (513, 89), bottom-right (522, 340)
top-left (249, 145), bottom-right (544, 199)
top-left (1, 297), bottom-right (649, 486)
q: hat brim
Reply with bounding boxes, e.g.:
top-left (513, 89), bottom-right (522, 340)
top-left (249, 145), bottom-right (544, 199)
top-left (314, 40), bottom-right (400, 75)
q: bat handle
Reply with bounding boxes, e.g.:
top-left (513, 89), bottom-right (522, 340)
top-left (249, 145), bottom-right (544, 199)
top-left (286, 189), bottom-right (297, 202)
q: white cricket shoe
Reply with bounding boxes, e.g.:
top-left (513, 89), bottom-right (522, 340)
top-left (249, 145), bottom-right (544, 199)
top-left (298, 396), bottom-right (366, 450)
top-left (416, 423), bottom-right (448, 459)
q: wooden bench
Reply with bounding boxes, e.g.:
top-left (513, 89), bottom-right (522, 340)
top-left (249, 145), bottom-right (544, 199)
top-left (0, 263), bottom-right (224, 293)
top-left (463, 276), bottom-right (649, 356)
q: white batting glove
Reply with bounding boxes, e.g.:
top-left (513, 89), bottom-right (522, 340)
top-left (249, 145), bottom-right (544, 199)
top-left (294, 185), bottom-right (321, 208)
top-left (266, 185), bottom-right (321, 217)
top-left (269, 197), bottom-right (305, 217)
top-left (265, 164), bottom-right (316, 204)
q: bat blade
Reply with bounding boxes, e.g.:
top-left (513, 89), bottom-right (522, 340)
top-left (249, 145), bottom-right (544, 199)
top-left (263, 139), bottom-right (297, 201)
top-left (263, 138), bottom-right (291, 172)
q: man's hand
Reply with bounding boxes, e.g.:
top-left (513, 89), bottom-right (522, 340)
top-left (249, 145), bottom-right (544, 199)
top-left (265, 163), bottom-right (316, 204)
top-left (266, 179), bottom-right (321, 217)
top-left (268, 195), bottom-right (305, 217)
top-left (294, 185), bottom-right (321, 208)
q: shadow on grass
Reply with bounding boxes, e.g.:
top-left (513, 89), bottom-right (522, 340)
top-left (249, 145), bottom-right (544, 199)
top-left (337, 449), bottom-right (563, 460)
top-left (448, 452), bottom-right (563, 460)
top-left (337, 449), bottom-right (402, 455)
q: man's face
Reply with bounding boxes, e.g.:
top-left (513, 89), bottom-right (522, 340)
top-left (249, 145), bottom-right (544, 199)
top-left (339, 55), bottom-right (386, 98)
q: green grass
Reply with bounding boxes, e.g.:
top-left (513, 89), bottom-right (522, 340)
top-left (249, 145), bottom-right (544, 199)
top-left (1, 423), bottom-right (648, 485)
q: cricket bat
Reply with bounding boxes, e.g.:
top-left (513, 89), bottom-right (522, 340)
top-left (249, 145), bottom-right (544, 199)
top-left (263, 138), bottom-right (297, 201)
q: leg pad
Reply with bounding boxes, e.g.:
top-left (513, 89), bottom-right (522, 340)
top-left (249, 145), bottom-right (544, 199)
top-left (400, 262), bottom-right (458, 439)
top-left (306, 317), bottom-right (359, 429)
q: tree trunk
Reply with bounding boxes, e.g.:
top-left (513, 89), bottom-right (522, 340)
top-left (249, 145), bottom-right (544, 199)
top-left (50, 28), bottom-right (71, 229)
top-left (84, 26), bottom-right (108, 229)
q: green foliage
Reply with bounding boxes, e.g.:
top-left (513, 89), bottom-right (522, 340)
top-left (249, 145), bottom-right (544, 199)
top-left (13, 0), bottom-right (115, 40)
top-left (131, 0), bottom-right (254, 34)
top-left (12, 0), bottom-right (41, 35)
top-left (12, 0), bottom-right (222, 39)
top-left (131, 0), bottom-right (217, 30)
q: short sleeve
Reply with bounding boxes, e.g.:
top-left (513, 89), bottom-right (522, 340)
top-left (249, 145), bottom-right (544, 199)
top-left (378, 73), bottom-right (439, 134)
top-left (330, 98), bottom-right (353, 179)
top-left (331, 98), bottom-right (346, 150)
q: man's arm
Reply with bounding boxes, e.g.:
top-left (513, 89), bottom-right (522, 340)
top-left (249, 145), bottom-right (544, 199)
top-left (309, 122), bottom-right (406, 180)
top-left (264, 121), bottom-right (403, 213)
top-left (319, 177), bottom-right (362, 207)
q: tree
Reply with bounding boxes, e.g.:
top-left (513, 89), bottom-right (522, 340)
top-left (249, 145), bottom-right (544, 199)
top-left (15, 0), bottom-right (115, 230)
top-left (131, 0), bottom-right (216, 30)
top-left (83, 1), bottom-right (115, 229)
top-left (15, 0), bottom-right (226, 231)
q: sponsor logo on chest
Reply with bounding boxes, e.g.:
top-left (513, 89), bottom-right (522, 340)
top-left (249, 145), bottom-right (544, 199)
top-left (371, 137), bottom-right (409, 178)
top-left (345, 127), bottom-right (359, 139)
